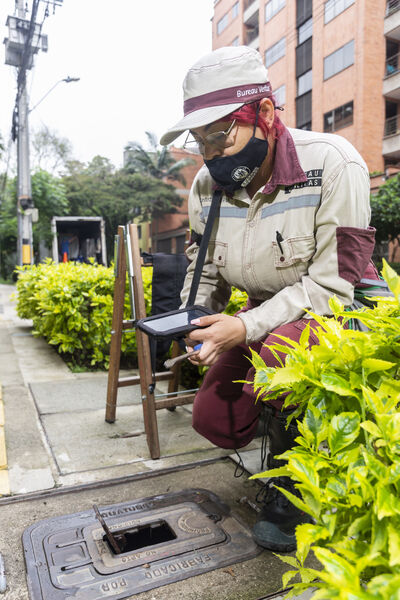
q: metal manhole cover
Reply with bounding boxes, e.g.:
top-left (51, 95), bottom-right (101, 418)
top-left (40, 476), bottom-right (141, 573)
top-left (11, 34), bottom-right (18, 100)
top-left (23, 488), bottom-right (261, 599)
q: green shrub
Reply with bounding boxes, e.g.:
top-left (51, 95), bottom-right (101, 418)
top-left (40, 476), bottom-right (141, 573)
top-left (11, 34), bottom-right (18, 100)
top-left (249, 261), bottom-right (400, 599)
top-left (15, 260), bottom-right (248, 370)
top-left (15, 260), bottom-right (153, 369)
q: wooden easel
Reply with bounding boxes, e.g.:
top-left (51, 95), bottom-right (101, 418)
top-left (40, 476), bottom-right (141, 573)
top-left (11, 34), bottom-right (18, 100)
top-left (105, 224), bottom-right (197, 459)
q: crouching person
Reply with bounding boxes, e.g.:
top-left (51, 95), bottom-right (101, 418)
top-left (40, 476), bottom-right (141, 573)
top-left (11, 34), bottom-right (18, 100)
top-left (160, 46), bottom-right (376, 551)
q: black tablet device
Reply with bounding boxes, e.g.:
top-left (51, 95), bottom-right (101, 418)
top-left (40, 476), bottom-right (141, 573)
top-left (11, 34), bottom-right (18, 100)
top-left (136, 305), bottom-right (215, 338)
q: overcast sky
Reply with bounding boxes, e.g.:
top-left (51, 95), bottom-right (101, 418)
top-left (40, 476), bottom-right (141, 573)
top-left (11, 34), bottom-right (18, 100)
top-left (0, 0), bottom-right (214, 170)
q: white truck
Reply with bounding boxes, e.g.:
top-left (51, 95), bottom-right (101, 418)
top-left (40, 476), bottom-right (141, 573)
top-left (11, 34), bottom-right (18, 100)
top-left (51, 216), bottom-right (107, 266)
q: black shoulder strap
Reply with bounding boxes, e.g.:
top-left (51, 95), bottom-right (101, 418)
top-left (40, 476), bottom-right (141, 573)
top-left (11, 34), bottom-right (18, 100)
top-left (186, 189), bottom-right (222, 307)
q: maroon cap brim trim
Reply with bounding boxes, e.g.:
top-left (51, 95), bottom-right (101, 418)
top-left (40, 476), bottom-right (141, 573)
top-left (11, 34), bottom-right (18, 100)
top-left (184, 82), bottom-right (272, 116)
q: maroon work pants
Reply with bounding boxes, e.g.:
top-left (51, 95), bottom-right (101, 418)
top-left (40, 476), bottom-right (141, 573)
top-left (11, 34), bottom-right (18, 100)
top-left (192, 317), bottom-right (320, 450)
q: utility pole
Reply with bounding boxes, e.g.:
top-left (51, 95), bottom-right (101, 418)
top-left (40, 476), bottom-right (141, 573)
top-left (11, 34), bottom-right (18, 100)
top-left (4, 0), bottom-right (62, 266)
top-left (16, 0), bottom-right (34, 266)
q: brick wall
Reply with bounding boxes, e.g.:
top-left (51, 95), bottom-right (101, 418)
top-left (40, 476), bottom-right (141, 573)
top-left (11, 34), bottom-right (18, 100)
top-left (151, 148), bottom-right (203, 251)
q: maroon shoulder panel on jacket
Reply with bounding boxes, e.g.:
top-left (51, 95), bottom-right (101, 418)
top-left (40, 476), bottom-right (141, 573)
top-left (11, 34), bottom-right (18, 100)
top-left (336, 226), bottom-right (376, 285)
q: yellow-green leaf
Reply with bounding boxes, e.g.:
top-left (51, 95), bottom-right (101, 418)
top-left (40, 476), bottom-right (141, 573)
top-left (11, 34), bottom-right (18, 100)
top-left (362, 358), bottom-right (396, 373)
top-left (388, 523), bottom-right (400, 567)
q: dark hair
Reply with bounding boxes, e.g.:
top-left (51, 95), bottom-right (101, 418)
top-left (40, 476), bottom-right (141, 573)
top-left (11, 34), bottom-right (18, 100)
top-left (228, 97), bottom-right (285, 139)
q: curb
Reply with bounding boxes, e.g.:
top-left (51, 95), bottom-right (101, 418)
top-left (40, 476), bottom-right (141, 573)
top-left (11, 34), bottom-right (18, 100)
top-left (0, 384), bottom-right (10, 496)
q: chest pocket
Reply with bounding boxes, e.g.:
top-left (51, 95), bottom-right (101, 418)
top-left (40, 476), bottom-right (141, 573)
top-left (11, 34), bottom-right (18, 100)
top-left (272, 234), bottom-right (315, 287)
top-left (210, 241), bottom-right (228, 267)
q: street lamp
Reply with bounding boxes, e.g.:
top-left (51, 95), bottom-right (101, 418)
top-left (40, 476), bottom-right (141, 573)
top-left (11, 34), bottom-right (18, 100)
top-left (29, 75), bottom-right (80, 113)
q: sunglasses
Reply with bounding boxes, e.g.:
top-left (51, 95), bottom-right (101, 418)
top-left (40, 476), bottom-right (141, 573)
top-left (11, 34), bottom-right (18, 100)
top-left (183, 120), bottom-right (237, 155)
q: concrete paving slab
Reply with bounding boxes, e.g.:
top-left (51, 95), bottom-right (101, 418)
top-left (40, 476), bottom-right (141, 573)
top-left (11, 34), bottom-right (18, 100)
top-left (58, 448), bottom-right (234, 487)
top-left (0, 359), bottom-right (24, 387)
top-left (40, 405), bottom-right (225, 474)
top-left (29, 376), bottom-right (143, 413)
top-left (14, 350), bottom-right (72, 384)
top-left (0, 337), bottom-right (13, 353)
top-left (3, 385), bottom-right (55, 494)
top-left (10, 332), bottom-right (56, 354)
top-left (0, 327), bottom-right (24, 387)
top-left (0, 460), bottom-right (303, 600)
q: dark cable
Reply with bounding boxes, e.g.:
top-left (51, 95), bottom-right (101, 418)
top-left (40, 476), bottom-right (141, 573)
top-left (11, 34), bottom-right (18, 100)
top-left (233, 449), bottom-right (245, 478)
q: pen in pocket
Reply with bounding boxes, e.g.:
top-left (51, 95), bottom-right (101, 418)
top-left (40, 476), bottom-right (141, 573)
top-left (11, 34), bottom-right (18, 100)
top-left (276, 231), bottom-right (284, 254)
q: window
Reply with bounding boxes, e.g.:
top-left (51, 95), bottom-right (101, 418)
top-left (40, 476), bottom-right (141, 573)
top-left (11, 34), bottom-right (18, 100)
top-left (298, 17), bottom-right (312, 44)
top-left (297, 69), bottom-right (312, 96)
top-left (324, 0), bottom-right (355, 24)
top-left (324, 40), bottom-right (354, 80)
top-left (386, 39), bottom-right (399, 77)
top-left (217, 13), bottom-right (229, 34)
top-left (323, 101), bottom-right (353, 132)
top-left (265, 37), bottom-right (286, 67)
top-left (296, 90), bottom-right (312, 128)
top-left (296, 37), bottom-right (312, 76)
top-left (265, 0), bottom-right (285, 22)
top-left (273, 84), bottom-right (286, 107)
top-left (232, 1), bottom-right (239, 18)
top-left (231, 36), bottom-right (240, 46)
top-left (297, 0), bottom-right (312, 26)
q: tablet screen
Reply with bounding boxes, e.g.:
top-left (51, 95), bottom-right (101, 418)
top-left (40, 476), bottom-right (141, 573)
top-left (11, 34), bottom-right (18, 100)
top-left (148, 308), bottom-right (209, 333)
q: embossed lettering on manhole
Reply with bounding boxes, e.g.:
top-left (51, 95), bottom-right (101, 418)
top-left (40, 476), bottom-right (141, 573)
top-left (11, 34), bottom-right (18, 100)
top-left (23, 488), bottom-right (261, 599)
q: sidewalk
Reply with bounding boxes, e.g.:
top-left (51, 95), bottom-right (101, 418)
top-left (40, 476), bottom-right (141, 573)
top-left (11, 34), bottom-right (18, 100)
top-left (0, 283), bottom-right (314, 600)
top-left (0, 283), bottom-right (265, 494)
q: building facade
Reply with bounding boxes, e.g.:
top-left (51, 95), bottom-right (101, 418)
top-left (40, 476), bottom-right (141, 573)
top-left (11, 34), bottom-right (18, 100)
top-left (212, 0), bottom-right (400, 183)
top-left (147, 148), bottom-right (203, 253)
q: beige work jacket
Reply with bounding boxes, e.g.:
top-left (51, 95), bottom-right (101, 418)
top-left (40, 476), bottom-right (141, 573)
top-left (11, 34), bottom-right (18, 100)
top-left (180, 126), bottom-right (375, 344)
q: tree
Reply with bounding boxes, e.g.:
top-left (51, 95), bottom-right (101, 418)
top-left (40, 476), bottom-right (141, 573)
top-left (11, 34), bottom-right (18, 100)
top-left (124, 131), bottom-right (195, 185)
top-left (0, 177), bottom-right (17, 280)
top-left (370, 174), bottom-right (400, 242)
top-left (61, 157), bottom-right (183, 262)
top-left (31, 125), bottom-right (73, 175)
top-left (0, 170), bottom-right (69, 278)
top-left (31, 169), bottom-right (69, 251)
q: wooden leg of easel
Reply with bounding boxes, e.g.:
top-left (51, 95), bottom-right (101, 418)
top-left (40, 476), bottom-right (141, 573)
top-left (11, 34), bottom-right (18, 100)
top-left (105, 227), bottom-right (126, 423)
top-left (129, 224), bottom-right (161, 459)
top-left (136, 329), bottom-right (161, 459)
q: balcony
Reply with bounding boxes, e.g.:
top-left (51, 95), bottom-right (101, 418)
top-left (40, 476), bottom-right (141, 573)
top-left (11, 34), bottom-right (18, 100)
top-left (244, 0), bottom-right (259, 21)
top-left (247, 35), bottom-right (259, 50)
top-left (383, 114), bottom-right (400, 158)
top-left (244, 0), bottom-right (259, 27)
top-left (244, 23), bottom-right (259, 47)
top-left (383, 54), bottom-right (400, 99)
top-left (385, 0), bottom-right (400, 40)
top-left (244, 0), bottom-right (259, 48)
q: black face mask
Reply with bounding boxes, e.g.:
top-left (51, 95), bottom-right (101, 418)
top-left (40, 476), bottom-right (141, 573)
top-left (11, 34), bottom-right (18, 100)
top-left (204, 111), bottom-right (269, 194)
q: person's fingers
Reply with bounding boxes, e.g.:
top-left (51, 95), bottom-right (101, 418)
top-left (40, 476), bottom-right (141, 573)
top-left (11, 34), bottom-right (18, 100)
top-left (190, 314), bottom-right (221, 327)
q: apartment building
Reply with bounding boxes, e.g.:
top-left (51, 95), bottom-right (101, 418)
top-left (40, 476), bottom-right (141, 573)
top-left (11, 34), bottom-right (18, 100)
top-left (212, 0), bottom-right (400, 184)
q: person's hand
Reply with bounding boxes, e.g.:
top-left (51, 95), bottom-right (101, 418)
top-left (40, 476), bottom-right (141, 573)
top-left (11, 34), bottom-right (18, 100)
top-left (185, 313), bottom-right (246, 366)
